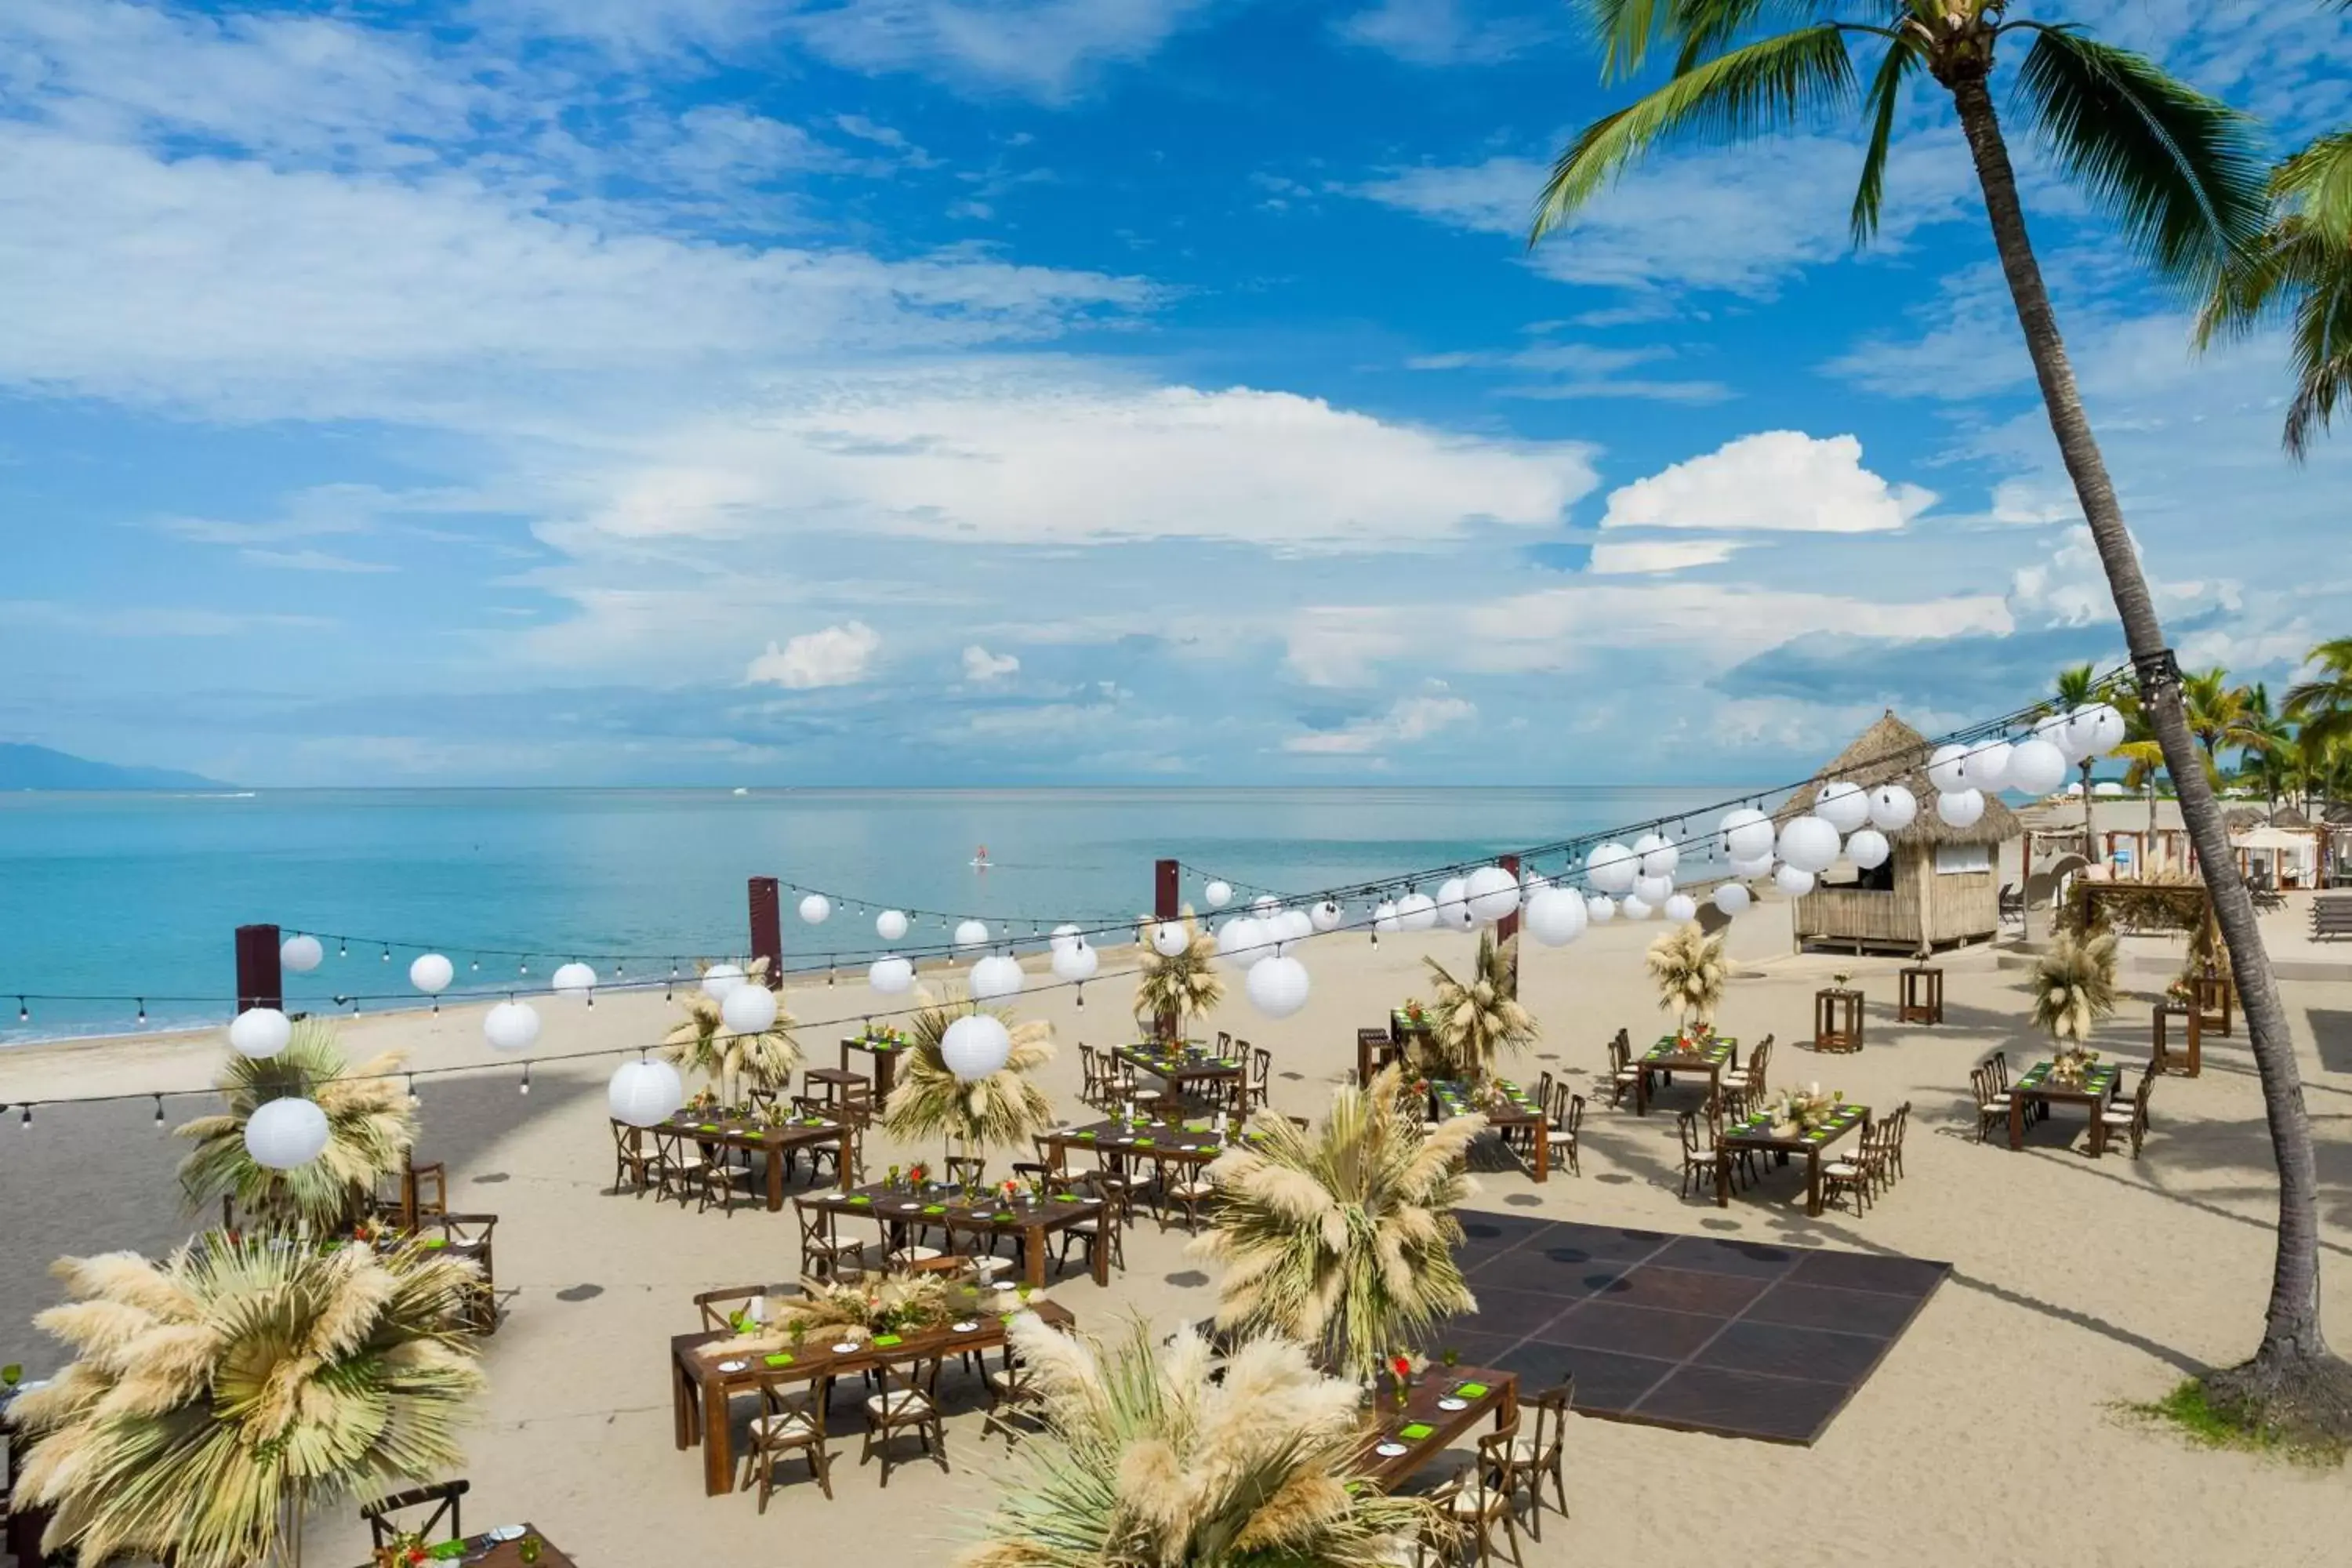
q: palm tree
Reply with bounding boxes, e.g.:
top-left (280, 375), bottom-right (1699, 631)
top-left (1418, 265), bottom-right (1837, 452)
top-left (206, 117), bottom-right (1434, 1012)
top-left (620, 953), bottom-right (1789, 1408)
top-left (659, 957), bottom-right (800, 1104)
top-left (2031, 928), bottom-right (2120, 1069)
top-left (2038, 662), bottom-right (2112, 851)
top-left (2285, 636), bottom-right (2352, 757)
top-left (1134, 913), bottom-right (1222, 1045)
top-left (960, 1315), bottom-right (1436, 1568)
top-left (176, 1021), bottom-right (415, 1233)
top-left (1414, 931), bottom-right (1537, 1081)
top-left (2199, 124), bottom-right (2352, 457)
top-left (1191, 1065), bottom-right (1483, 1382)
top-left (11, 1236), bottom-right (485, 1568)
top-left (882, 998), bottom-right (1057, 1167)
top-left (1536, 2), bottom-right (2344, 1434)
top-left (1645, 921), bottom-right (1728, 1029)
top-left (2183, 666), bottom-right (2277, 783)
top-left (2112, 700), bottom-right (2169, 877)
top-left (2235, 684), bottom-right (2299, 818)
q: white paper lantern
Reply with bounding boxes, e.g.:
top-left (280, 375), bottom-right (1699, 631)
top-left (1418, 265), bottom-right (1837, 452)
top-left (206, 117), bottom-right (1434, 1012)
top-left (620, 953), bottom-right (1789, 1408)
top-left (1396, 893), bottom-right (1439, 931)
top-left (1150, 921), bottom-right (1189, 958)
top-left (1443, 899), bottom-right (1478, 932)
top-left (1586, 842), bottom-right (1639, 895)
top-left (1815, 781), bottom-right (1871, 833)
top-left (228, 1007), bottom-right (292, 1060)
top-left (1523, 887), bottom-right (1586, 946)
top-left (1459, 866), bottom-right (1515, 923)
top-left (953, 920), bottom-right (990, 950)
top-left (1962, 739), bottom-right (2013, 790)
top-left (1729, 853), bottom-right (1775, 879)
top-left (483, 1000), bottom-right (540, 1052)
top-left (1712, 882), bottom-right (1752, 916)
top-left (1049, 922), bottom-right (1083, 953)
top-left (1519, 870), bottom-right (1550, 902)
top-left (1663, 892), bottom-right (1700, 923)
top-left (1719, 808), bottom-right (1775, 863)
top-left (1846, 828), bottom-right (1891, 870)
top-left (868, 955), bottom-right (914, 994)
top-left (1204, 880), bottom-right (1233, 909)
top-left (1936, 788), bottom-right (1986, 829)
top-left (1051, 939), bottom-right (1098, 983)
top-left (1310, 898), bottom-right (1345, 932)
top-left (1868, 784), bottom-right (1918, 833)
top-left (2074, 702), bottom-right (2126, 756)
top-left (721, 982), bottom-right (779, 1035)
top-left (408, 953), bottom-right (453, 996)
top-left (701, 962), bottom-right (746, 1000)
top-left (1634, 873), bottom-right (1675, 907)
top-left (1245, 954), bottom-right (1311, 1018)
top-left (877, 909), bottom-right (909, 942)
top-left (1276, 909), bottom-right (1315, 946)
top-left (1621, 894), bottom-right (1655, 921)
top-left (1215, 916), bottom-right (1269, 969)
top-left (2033, 710), bottom-right (2086, 762)
top-left (971, 954), bottom-right (1025, 1000)
top-left (941, 1014), bottom-right (1013, 1080)
top-left (279, 934), bottom-right (324, 974)
top-left (1251, 895), bottom-right (1282, 915)
top-left (1777, 815), bottom-right (1840, 873)
top-left (552, 961), bottom-right (597, 999)
top-left (1586, 895), bottom-right (1617, 924)
top-left (245, 1096), bottom-right (330, 1170)
top-left (1633, 832), bottom-right (1680, 880)
top-left (2005, 736), bottom-right (2070, 797)
top-left (1773, 864), bottom-right (1817, 898)
top-left (1434, 877), bottom-right (1469, 922)
top-left (1926, 743), bottom-right (1972, 794)
top-left (608, 1060), bottom-right (684, 1128)
top-left (798, 894), bottom-right (831, 925)
top-left (1372, 901), bottom-right (1401, 935)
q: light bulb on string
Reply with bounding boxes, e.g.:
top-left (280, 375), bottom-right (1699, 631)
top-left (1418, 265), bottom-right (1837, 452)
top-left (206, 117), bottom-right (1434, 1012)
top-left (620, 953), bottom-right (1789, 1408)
top-left (407, 1074), bottom-right (419, 1108)
top-left (16, 998), bottom-right (25, 1022)
top-left (339, 940), bottom-right (347, 958)
top-left (154, 1095), bottom-right (165, 1127)
top-left (136, 999), bottom-right (146, 1026)
top-left (520, 1063), bottom-right (532, 1096)
top-left (20, 1103), bottom-right (29, 1127)
top-left (519, 958), bottom-right (529, 976)
top-left (1075, 982), bottom-right (1085, 1009)
top-left (470, 957), bottom-right (479, 972)
top-left (380, 946), bottom-right (390, 964)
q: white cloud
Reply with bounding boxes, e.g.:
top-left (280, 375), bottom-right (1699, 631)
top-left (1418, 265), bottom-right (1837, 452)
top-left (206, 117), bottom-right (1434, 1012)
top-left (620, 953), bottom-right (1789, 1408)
top-left (746, 622), bottom-right (882, 688)
top-left (238, 548), bottom-right (396, 574)
top-left (962, 644), bottom-right (1020, 682)
top-left (782, 0), bottom-right (1214, 100)
top-left (1407, 340), bottom-right (1730, 403)
top-left (1335, 1), bottom-right (1550, 66)
top-left (1588, 539), bottom-right (1742, 575)
top-left (1600, 432), bottom-right (1934, 534)
top-left (1285, 693), bottom-right (1476, 754)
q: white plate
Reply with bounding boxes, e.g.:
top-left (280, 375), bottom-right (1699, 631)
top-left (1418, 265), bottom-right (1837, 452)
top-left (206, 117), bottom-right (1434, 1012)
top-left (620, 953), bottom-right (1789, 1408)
top-left (485, 1526), bottom-right (525, 1544)
top-left (952, 1320), bottom-right (981, 1332)
top-left (1374, 1440), bottom-right (1410, 1457)
top-left (898, 1202), bottom-right (920, 1210)
top-left (1181, 1144), bottom-right (1200, 1152)
top-left (716, 1359), bottom-right (748, 1373)
top-left (1080, 1196), bottom-right (1101, 1205)
top-left (1437, 1397), bottom-right (1468, 1412)
top-left (832, 1341), bottom-right (859, 1353)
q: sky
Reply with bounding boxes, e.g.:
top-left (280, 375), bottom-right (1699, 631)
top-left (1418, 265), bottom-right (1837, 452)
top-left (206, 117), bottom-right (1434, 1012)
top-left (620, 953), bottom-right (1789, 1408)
top-left (2, 0), bottom-right (2349, 787)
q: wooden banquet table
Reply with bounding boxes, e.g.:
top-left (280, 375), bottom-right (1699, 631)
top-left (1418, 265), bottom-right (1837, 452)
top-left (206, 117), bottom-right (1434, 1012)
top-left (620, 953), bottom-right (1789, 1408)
top-left (670, 1292), bottom-right (1078, 1496)
top-left (348, 1526), bottom-right (575, 1567)
top-left (1113, 1041), bottom-right (1247, 1100)
top-left (1716, 1102), bottom-right (1870, 1216)
top-left (1633, 1033), bottom-right (1738, 1116)
top-left (1040, 1113), bottom-right (1240, 1174)
top-left (837, 1030), bottom-right (908, 1102)
top-left (1359, 1367), bottom-right (1519, 1490)
top-left (644, 1110), bottom-right (855, 1210)
top-left (2008, 1059), bottom-right (2125, 1156)
top-left (1429, 1079), bottom-right (1554, 1182)
top-left (800, 1180), bottom-right (1112, 1288)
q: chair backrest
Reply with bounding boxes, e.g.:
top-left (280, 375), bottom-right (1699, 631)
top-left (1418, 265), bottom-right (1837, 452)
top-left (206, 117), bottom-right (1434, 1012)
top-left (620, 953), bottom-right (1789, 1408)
top-left (947, 1156), bottom-right (985, 1192)
top-left (1677, 1109), bottom-right (1708, 1157)
top-left (1563, 1092), bottom-right (1585, 1137)
top-left (2133, 1069), bottom-right (2157, 1114)
top-left (1988, 1049), bottom-right (2010, 1090)
top-left (611, 1120), bottom-right (644, 1158)
top-left (1252, 1047), bottom-right (1271, 1085)
top-left (695, 1285), bottom-right (770, 1333)
top-left (1033, 1136), bottom-right (1067, 1174)
top-left (1534, 1377), bottom-right (1575, 1455)
top-left (796, 1202), bottom-right (835, 1250)
top-left (1010, 1161), bottom-right (1054, 1183)
top-left (360, 1479), bottom-right (469, 1548)
top-left (756, 1369), bottom-right (826, 1433)
top-left (1607, 1037), bottom-right (1630, 1073)
top-left (1535, 1069), bottom-right (1555, 1108)
top-left (1969, 1065), bottom-right (1994, 1109)
top-left (1216, 1030), bottom-right (1234, 1051)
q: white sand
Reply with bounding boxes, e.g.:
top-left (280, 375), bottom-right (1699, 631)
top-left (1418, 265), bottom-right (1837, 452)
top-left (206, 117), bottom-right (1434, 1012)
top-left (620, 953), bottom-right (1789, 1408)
top-left (5, 899), bottom-right (2350, 1568)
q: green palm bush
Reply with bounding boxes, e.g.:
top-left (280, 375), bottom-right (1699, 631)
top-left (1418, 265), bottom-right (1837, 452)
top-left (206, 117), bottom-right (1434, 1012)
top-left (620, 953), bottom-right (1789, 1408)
top-left (12, 1236), bottom-right (485, 1568)
top-left (960, 1315), bottom-right (1435, 1568)
top-left (1134, 913), bottom-right (1222, 1044)
top-left (660, 957), bottom-right (800, 1102)
top-left (1414, 931), bottom-right (1535, 1082)
top-left (1646, 922), bottom-right (1728, 1029)
top-left (2032, 929), bottom-right (2120, 1073)
top-left (883, 997), bottom-right (1058, 1163)
top-left (1190, 1065), bottom-right (1482, 1382)
top-left (176, 1021), bottom-right (415, 1233)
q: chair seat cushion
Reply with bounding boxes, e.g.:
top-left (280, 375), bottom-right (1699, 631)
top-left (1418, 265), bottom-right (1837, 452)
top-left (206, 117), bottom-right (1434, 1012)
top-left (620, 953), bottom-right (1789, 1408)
top-left (2099, 1109), bottom-right (2136, 1123)
top-left (1168, 1181), bottom-right (1215, 1199)
top-left (866, 1389), bottom-right (935, 1420)
top-left (750, 1410), bottom-right (817, 1441)
top-left (889, 1245), bottom-right (945, 1265)
top-left (1824, 1160), bottom-right (1863, 1177)
top-left (966, 1255), bottom-right (1016, 1275)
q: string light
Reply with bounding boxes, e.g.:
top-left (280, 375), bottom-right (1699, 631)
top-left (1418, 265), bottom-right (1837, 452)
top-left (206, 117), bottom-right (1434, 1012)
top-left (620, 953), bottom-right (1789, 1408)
top-left (339, 940), bottom-right (348, 958)
top-left (136, 998), bottom-right (146, 1025)
top-left (15, 998), bottom-right (24, 1022)
top-left (19, 1104), bottom-right (30, 1127)
top-left (519, 1063), bottom-right (532, 1096)
top-left (407, 1074), bottom-right (419, 1107)
top-left (153, 1095), bottom-right (165, 1127)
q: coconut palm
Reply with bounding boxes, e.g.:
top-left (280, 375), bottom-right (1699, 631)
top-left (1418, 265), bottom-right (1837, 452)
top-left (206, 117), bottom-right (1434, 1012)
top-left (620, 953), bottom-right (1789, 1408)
top-left (176, 1021), bottom-right (415, 1233)
top-left (660, 957), bottom-right (800, 1103)
top-left (1191, 1065), bottom-right (1482, 1383)
top-left (2183, 667), bottom-right (2277, 782)
top-left (11, 1235), bottom-right (485, 1568)
top-left (2031, 928), bottom-right (2120, 1059)
top-left (1413, 931), bottom-right (1537, 1083)
top-left (960, 1315), bottom-right (1436, 1568)
top-left (1539, 2), bottom-right (2343, 1436)
top-left (884, 997), bottom-right (1057, 1164)
top-left (2038, 662), bottom-right (2114, 848)
top-left (1133, 912), bottom-right (1223, 1044)
top-left (1646, 921), bottom-right (1728, 1029)
top-left (2285, 636), bottom-right (2352, 757)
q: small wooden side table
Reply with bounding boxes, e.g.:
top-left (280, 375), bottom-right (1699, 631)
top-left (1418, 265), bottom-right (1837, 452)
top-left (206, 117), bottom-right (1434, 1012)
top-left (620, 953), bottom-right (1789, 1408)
top-left (2153, 1002), bottom-right (2202, 1077)
top-left (2194, 967), bottom-right (2234, 1036)
top-left (1897, 965), bottom-right (1944, 1025)
top-left (1813, 988), bottom-right (1864, 1053)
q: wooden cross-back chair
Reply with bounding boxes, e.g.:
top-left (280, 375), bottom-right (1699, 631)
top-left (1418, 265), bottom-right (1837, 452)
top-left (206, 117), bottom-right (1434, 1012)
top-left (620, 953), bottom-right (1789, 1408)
top-left (361, 1479), bottom-right (469, 1548)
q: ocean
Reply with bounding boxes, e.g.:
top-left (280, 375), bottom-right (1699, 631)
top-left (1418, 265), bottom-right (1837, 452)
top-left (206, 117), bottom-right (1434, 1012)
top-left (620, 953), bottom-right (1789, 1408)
top-left (0, 786), bottom-right (1756, 1042)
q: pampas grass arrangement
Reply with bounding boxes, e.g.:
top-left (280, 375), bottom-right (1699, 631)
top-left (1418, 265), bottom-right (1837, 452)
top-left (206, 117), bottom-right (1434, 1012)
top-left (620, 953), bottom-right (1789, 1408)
top-left (1133, 911), bottom-right (1222, 1044)
top-left (884, 996), bottom-right (1058, 1161)
top-left (1646, 922), bottom-right (1728, 1029)
top-left (661, 956), bottom-right (800, 1102)
top-left (958, 1315), bottom-right (1436, 1568)
top-left (1414, 931), bottom-right (1536, 1082)
top-left (176, 1020), bottom-right (415, 1233)
top-left (2033, 928), bottom-right (2120, 1050)
top-left (1191, 1065), bottom-right (1482, 1382)
top-left (12, 1235), bottom-right (485, 1568)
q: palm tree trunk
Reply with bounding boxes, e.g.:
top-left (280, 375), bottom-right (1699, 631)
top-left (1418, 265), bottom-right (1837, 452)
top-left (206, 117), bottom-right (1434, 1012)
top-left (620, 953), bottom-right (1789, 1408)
top-left (2080, 757), bottom-right (2096, 863)
top-left (1948, 71), bottom-right (2351, 1428)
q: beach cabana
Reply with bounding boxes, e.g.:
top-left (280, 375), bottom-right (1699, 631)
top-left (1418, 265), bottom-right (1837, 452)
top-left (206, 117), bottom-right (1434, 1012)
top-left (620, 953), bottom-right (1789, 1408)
top-left (1779, 711), bottom-right (2022, 955)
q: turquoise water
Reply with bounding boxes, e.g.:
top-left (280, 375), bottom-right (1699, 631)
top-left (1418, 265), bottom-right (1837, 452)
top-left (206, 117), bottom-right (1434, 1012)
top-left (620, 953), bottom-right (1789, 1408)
top-left (0, 786), bottom-right (1751, 1040)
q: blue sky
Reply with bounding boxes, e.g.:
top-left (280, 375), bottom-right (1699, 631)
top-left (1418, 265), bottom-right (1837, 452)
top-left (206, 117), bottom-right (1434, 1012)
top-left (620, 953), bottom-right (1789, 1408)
top-left (2, 0), bottom-right (2349, 786)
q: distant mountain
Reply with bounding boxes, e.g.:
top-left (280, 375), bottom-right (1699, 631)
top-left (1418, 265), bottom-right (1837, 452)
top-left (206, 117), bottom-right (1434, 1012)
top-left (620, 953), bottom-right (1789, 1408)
top-left (0, 743), bottom-right (230, 790)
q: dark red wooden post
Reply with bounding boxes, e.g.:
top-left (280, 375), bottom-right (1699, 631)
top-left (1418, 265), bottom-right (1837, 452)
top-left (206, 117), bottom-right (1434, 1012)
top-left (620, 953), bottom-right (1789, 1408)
top-left (1497, 855), bottom-right (1522, 999)
top-left (1153, 858), bottom-right (1180, 1044)
top-left (748, 877), bottom-right (783, 988)
top-left (234, 924), bottom-right (281, 1013)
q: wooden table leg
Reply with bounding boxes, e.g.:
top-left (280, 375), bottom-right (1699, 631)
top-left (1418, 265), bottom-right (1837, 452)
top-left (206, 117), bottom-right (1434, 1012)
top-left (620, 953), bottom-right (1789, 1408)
top-left (1091, 1216), bottom-right (1111, 1286)
top-left (2009, 1094), bottom-right (2025, 1151)
top-left (1805, 1150), bottom-right (1824, 1217)
top-left (1024, 1225), bottom-right (1048, 1289)
top-left (673, 1355), bottom-right (694, 1450)
top-left (701, 1375), bottom-right (731, 1497)
top-left (2089, 1094), bottom-right (2108, 1158)
top-left (1715, 1150), bottom-right (1731, 1208)
top-left (1635, 1063), bottom-right (1650, 1116)
top-left (1532, 1120), bottom-right (1549, 1184)
top-left (837, 1129), bottom-right (854, 1192)
top-left (765, 1145), bottom-right (786, 1212)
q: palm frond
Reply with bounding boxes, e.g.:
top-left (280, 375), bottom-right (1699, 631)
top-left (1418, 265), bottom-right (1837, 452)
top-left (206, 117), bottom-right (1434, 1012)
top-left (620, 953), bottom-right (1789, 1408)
top-left (175, 1022), bottom-right (415, 1233)
top-left (1131, 910), bottom-right (1222, 1039)
top-left (1851, 36), bottom-right (1923, 243)
top-left (2030, 929), bottom-right (2119, 1046)
top-left (658, 960), bottom-right (800, 1100)
top-left (1412, 932), bottom-right (1537, 1082)
top-left (1645, 921), bottom-right (1729, 1025)
top-left (882, 998), bottom-right (1058, 1157)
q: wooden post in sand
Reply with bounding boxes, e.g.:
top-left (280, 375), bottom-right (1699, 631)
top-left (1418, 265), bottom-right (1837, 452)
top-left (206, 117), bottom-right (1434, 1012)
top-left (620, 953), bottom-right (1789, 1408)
top-left (234, 923), bottom-right (281, 1014)
top-left (1497, 854), bottom-right (1522, 998)
top-left (748, 877), bottom-right (783, 989)
top-left (1154, 858), bottom-right (1179, 1044)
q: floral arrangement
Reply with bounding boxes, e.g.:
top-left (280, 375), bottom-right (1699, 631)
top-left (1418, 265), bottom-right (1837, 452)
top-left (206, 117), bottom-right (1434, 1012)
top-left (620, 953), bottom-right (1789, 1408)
top-left (1397, 998), bottom-right (1429, 1026)
top-left (686, 1086), bottom-right (721, 1116)
top-left (2046, 1047), bottom-right (2103, 1087)
top-left (730, 1274), bottom-right (956, 1346)
top-left (1671, 1021), bottom-right (1719, 1051)
top-left (1762, 1083), bottom-right (1844, 1134)
top-left (2163, 973), bottom-right (2198, 1008)
top-left (908, 1160), bottom-right (930, 1186)
top-left (866, 1023), bottom-right (909, 1047)
top-left (1386, 1349), bottom-right (1428, 1405)
top-left (1832, 971), bottom-right (1853, 989)
top-left (372, 1532), bottom-right (435, 1567)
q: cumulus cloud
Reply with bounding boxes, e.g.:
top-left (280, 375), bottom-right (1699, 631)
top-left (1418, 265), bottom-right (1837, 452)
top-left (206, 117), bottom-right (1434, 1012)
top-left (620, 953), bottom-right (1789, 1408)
top-left (746, 622), bottom-right (881, 688)
top-left (1335, 1), bottom-right (1550, 67)
top-left (962, 644), bottom-right (1020, 682)
top-left (1285, 692), bottom-right (1477, 754)
top-left (1599, 432), bottom-right (1934, 535)
top-left (1587, 539), bottom-right (1742, 575)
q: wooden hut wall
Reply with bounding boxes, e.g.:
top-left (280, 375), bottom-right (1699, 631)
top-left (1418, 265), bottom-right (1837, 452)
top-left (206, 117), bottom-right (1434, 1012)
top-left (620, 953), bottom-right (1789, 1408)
top-left (1795, 844), bottom-right (1999, 952)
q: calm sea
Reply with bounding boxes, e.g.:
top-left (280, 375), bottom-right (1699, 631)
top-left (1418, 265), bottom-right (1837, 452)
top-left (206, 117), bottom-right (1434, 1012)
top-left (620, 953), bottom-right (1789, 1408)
top-left (0, 786), bottom-right (1755, 1041)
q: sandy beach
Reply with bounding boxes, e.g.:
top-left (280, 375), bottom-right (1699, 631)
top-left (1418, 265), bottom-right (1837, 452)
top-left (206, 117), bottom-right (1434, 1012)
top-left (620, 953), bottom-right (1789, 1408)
top-left (5, 896), bottom-right (2350, 1568)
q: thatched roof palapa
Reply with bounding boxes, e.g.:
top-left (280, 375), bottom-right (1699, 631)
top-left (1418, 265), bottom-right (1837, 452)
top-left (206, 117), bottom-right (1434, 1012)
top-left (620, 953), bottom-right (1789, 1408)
top-left (1773, 710), bottom-right (2021, 847)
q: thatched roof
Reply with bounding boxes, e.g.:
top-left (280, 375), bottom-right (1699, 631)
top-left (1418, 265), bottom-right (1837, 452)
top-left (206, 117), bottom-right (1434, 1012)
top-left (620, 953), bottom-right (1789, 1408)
top-left (1773, 710), bottom-right (2020, 846)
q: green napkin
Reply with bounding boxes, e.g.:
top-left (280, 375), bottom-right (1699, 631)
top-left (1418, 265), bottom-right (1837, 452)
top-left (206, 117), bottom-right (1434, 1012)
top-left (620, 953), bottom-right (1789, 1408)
top-left (1398, 1422), bottom-right (1435, 1440)
top-left (1133, 1135), bottom-right (1156, 1145)
top-left (922, 1203), bottom-right (947, 1215)
top-left (847, 1196), bottom-right (873, 1206)
top-left (1454, 1381), bottom-right (1490, 1398)
top-left (419, 1237), bottom-right (447, 1250)
top-left (764, 1352), bottom-right (795, 1367)
top-left (427, 1543), bottom-right (465, 1561)
top-left (1053, 1192), bottom-right (1079, 1203)
top-left (989, 1210), bottom-right (1014, 1221)
top-left (1074, 1131), bottom-right (1097, 1141)
top-left (871, 1334), bottom-right (903, 1348)
top-left (1184, 1120), bottom-right (1210, 1132)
